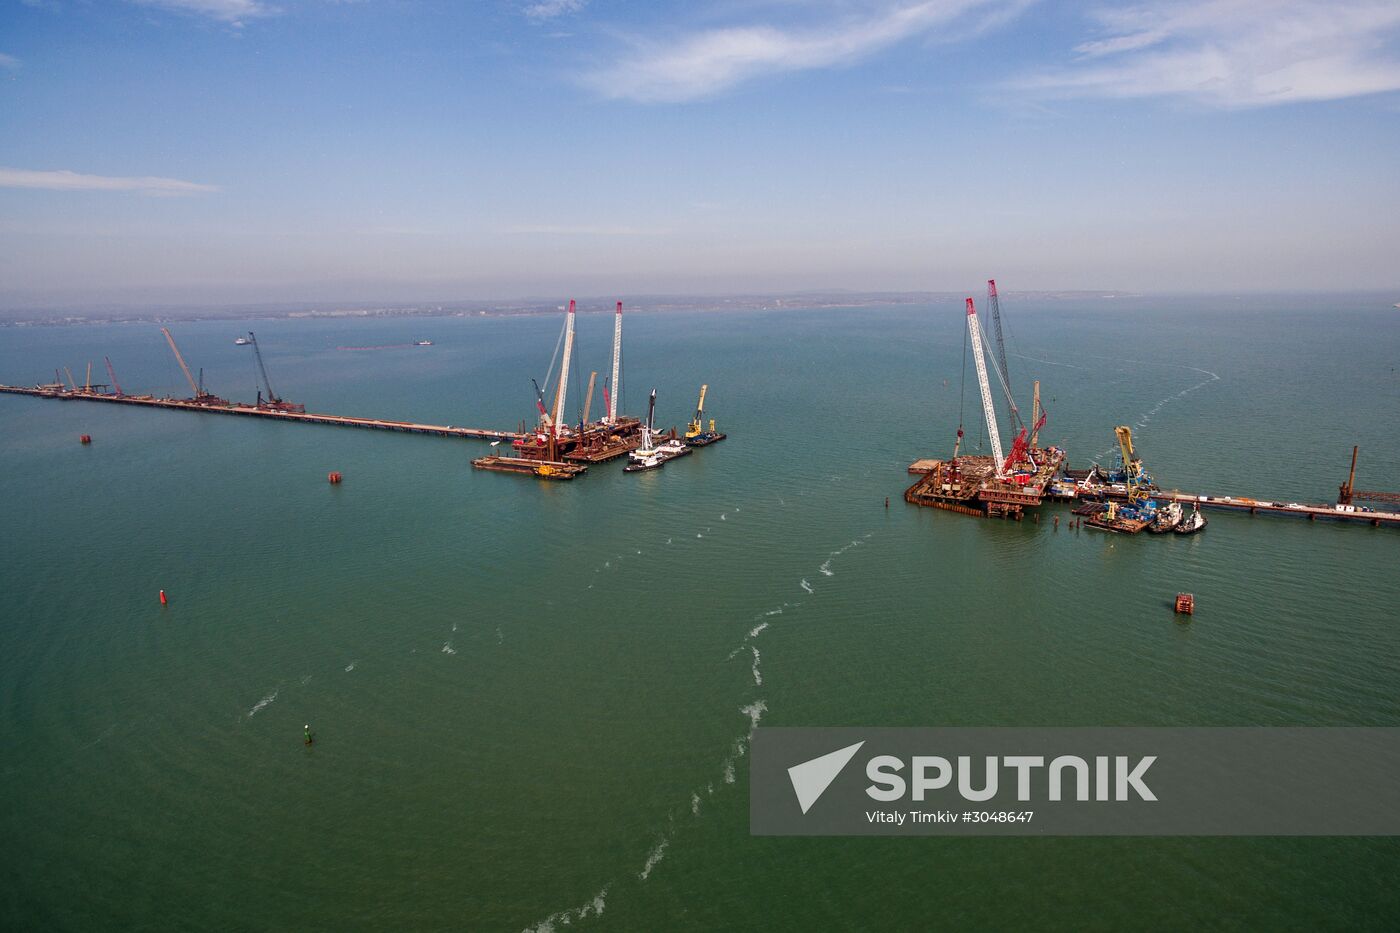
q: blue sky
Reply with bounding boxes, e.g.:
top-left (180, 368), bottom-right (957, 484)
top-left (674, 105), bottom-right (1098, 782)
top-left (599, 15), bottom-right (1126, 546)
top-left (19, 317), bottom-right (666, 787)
top-left (2, 0), bottom-right (1399, 307)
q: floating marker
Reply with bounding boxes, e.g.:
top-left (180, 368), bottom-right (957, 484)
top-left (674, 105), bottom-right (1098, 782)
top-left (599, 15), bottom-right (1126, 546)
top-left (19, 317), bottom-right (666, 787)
top-left (328, 471), bottom-right (343, 484)
top-left (80, 434), bottom-right (92, 444)
top-left (304, 724), bottom-right (314, 746)
top-left (159, 589), bottom-right (167, 606)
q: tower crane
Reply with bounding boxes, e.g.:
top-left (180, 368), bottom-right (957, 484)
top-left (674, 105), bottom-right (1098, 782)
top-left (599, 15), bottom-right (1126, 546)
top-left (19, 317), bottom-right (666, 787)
top-left (965, 298), bottom-right (1005, 476)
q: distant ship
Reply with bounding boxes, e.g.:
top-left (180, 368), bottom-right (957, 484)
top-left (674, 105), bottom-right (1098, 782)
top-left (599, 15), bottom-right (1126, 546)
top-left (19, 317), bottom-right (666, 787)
top-left (234, 336), bottom-right (251, 345)
top-left (415, 340), bottom-right (433, 346)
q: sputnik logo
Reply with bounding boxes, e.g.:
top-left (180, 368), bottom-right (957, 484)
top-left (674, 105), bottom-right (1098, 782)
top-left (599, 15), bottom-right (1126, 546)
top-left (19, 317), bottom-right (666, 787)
top-left (787, 741), bottom-right (865, 814)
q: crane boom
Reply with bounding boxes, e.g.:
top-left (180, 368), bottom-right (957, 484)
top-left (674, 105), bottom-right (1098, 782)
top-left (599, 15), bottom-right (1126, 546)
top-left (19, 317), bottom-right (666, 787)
top-left (85, 362), bottom-right (92, 391)
top-left (551, 300), bottom-right (576, 431)
top-left (248, 332), bottom-right (278, 402)
top-left (161, 327), bottom-right (201, 397)
top-left (687, 384), bottom-right (708, 437)
top-left (607, 301), bottom-right (622, 423)
top-left (105, 357), bottom-right (123, 396)
top-left (583, 371), bottom-right (597, 425)
top-left (986, 279), bottom-right (1012, 408)
top-left (65, 367), bottom-right (78, 391)
top-left (966, 298), bottom-right (1005, 475)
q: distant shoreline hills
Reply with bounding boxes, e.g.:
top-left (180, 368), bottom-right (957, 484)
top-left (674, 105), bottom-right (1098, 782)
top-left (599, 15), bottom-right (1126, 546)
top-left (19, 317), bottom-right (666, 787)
top-left (0, 290), bottom-right (1140, 327)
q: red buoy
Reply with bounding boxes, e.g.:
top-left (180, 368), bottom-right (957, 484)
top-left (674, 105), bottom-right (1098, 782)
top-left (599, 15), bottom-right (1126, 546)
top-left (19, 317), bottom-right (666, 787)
top-left (159, 589), bottom-right (168, 606)
top-left (80, 434), bottom-right (92, 444)
top-left (328, 471), bottom-right (343, 484)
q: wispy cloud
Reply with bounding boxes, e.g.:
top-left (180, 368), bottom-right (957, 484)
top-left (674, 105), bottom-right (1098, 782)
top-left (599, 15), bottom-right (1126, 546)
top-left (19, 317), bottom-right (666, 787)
top-left (129, 0), bottom-right (279, 25)
top-left (524, 0), bottom-right (586, 22)
top-left (1014, 1), bottom-right (1400, 107)
top-left (0, 53), bottom-right (20, 70)
top-left (0, 167), bottom-right (219, 195)
top-left (583, 0), bottom-right (1024, 103)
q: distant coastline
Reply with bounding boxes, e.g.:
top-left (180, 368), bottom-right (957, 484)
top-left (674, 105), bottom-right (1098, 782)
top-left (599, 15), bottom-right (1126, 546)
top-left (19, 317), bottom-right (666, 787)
top-left (0, 290), bottom-right (1140, 327)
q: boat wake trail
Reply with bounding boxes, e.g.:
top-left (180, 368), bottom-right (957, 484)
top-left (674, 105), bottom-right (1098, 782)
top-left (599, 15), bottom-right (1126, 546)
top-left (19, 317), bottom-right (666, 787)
top-left (1093, 363), bottom-right (1222, 461)
top-left (441, 641), bottom-right (456, 655)
top-left (639, 838), bottom-right (669, 881)
top-left (750, 647), bottom-right (762, 686)
top-left (248, 687), bottom-right (279, 717)
top-left (800, 579), bottom-right (814, 594)
top-left (523, 885), bottom-right (612, 933)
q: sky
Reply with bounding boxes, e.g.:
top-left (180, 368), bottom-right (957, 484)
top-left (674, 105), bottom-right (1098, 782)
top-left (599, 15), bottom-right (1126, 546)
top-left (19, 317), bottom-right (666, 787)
top-left (2, 0), bottom-right (1399, 309)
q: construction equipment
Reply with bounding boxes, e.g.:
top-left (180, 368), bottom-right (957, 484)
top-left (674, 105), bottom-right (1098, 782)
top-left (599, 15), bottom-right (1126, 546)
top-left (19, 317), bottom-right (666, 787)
top-left (104, 357), bottom-right (123, 396)
top-left (686, 384), bottom-right (708, 438)
top-left (160, 327), bottom-right (224, 404)
top-left (607, 301), bottom-right (622, 423)
top-left (1114, 426), bottom-right (1153, 504)
top-left (65, 367), bottom-right (78, 392)
top-left (247, 332), bottom-right (305, 412)
top-left (582, 371), bottom-right (597, 425)
top-left (84, 362), bottom-right (92, 392)
top-left (985, 279), bottom-right (1014, 423)
top-left (965, 298), bottom-right (1005, 475)
top-left (1031, 381), bottom-right (1041, 448)
top-left (551, 300), bottom-right (576, 433)
top-left (1339, 445), bottom-right (1400, 505)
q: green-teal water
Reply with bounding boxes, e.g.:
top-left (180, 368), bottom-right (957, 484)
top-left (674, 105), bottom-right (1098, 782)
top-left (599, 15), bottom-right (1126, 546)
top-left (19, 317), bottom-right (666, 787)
top-left (3, 297), bottom-right (1399, 930)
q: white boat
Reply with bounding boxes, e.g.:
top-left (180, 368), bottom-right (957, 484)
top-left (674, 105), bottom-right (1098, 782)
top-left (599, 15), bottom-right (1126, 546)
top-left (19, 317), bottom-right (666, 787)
top-left (1149, 500), bottom-right (1183, 533)
top-left (415, 340), bottom-right (433, 346)
top-left (1174, 505), bottom-right (1208, 535)
top-left (625, 390), bottom-right (665, 472)
top-left (234, 336), bottom-right (251, 345)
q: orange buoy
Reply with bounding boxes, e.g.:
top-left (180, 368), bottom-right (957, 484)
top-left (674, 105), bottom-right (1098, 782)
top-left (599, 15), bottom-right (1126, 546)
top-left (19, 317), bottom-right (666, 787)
top-left (1174, 593), bottom-right (1194, 615)
top-left (328, 471), bottom-right (343, 484)
top-left (80, 434), bottom-right (92, 444)
top-left (159, 589), bottom-right (168, 606)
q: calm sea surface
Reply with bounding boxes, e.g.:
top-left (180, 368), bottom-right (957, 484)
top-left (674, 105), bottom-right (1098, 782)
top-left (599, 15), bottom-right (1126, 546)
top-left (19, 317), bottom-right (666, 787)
top-left (3, 296), bottom-right (1399, 930)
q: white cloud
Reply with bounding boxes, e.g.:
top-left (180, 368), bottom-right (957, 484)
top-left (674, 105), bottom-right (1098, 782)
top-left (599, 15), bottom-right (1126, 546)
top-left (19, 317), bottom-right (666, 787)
top-left (583, 0), bottom-right (1022, 102)
top-left (0, 167), bottom-right (219, 195)
top-left (0, 53), bottom-right (19, 70)
top-left (524, 0), bottom-right (586, 22)
top-left (1016, 1), bottom-right (1400, 107)
top-left (129, 0), bottom-right (279, 25)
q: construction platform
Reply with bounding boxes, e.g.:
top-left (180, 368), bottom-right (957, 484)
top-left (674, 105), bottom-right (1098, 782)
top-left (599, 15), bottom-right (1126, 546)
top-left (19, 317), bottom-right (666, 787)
top-left (904, 447), bottom-right (1067, 519)
top-left (1077, 484), bottom-right (1400, 528)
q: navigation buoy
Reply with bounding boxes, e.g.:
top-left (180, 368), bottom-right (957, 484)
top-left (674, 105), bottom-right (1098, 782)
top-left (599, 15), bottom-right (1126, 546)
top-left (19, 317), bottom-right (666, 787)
top-left (80, 434), bottom-right (92, 444)
top-left (159, 589), bottom-right (168, 606)
top-left (304, 724), bottom-right (314, 746)
top-left (1175, 593), bottom-right (1195, 615)
top-left (328, 471), bottom-right (343, 484)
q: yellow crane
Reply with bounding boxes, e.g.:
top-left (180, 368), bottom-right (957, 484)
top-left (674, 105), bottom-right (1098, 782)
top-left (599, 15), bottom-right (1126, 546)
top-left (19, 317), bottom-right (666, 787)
top-left (1114, 425), bottom-right (1149, 503)
top-left (686, 384), bottom-right (710, 439)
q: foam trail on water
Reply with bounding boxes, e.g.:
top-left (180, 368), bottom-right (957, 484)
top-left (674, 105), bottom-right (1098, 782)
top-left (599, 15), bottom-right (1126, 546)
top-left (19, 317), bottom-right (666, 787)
top-left (819, 560), bottom-right (833, 577)
top-left (442, 642), bottom-right (456, 655)
top-left (639, 839), bottom-right (668, 881)
top-left (691, 793), bottom-right (701, 817)
top-left (248, 688), bottom-right (279, 717)
top-left (344, 662), bottom-right (356, 672)
top-left (765, 607), bottom-right (784, 617)
top-left (800, 579), bottom-right (814, 595)
top-left (750, 647), bottom-right (762, 686)
top-left (523, 884), bottom-right (612, 933)
top-left (749, 621), bottom-right (769, 638)
top-left (720, 513), bottom-right (727, 520)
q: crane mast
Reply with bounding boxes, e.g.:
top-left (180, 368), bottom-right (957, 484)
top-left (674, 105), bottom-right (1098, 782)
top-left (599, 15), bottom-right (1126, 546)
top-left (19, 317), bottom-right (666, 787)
top-left (550, 300), bottom-right (576, 431)
top-left (607, 301), bottom-right (622, 423)
top-left (687, 384), bottom-right (708, 437)
top-left (966, 298), bottom-right (1005, 475)
top-left (161, 327), bottom-right (201, 398)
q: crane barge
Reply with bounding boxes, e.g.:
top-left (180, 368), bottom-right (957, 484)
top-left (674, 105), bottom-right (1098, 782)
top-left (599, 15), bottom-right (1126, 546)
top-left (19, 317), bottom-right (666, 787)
top-left (905, 288), bottom-right (1063, 519)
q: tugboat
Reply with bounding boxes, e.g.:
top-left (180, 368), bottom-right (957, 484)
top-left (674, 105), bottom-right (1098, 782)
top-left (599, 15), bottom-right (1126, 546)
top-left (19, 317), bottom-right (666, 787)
top-left (1148, 500), bottom-right (1183, 533)
top-left (1174, 504), bottom-right (1208, 535)
top-left (656, 432), bottom-right (693, 463)
top-left (684, 384), bottom-right (727, 447)
top-left (414, 340), bottom-right (433, 346)
top-left (624, 390), bottom-right (666, 473)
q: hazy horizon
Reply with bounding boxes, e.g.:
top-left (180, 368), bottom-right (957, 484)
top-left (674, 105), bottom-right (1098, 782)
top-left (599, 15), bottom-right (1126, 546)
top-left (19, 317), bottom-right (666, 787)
top-left (3, 1), bottom-right (1400, 309)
